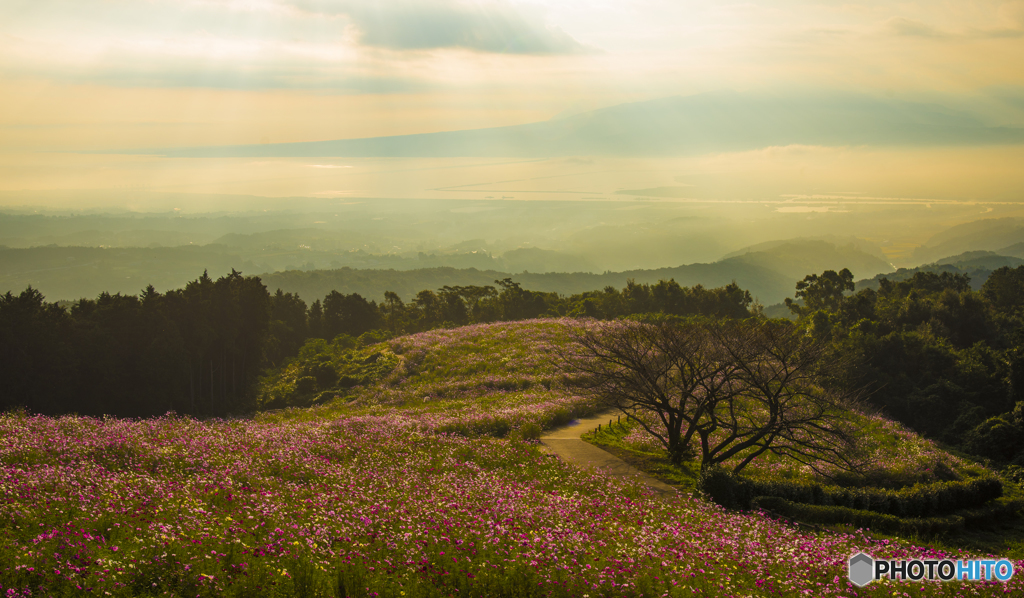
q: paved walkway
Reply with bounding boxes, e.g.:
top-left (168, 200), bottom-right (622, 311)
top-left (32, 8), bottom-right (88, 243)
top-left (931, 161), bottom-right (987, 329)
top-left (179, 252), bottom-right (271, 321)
top-left (540, 412), bottom-right (677, 498)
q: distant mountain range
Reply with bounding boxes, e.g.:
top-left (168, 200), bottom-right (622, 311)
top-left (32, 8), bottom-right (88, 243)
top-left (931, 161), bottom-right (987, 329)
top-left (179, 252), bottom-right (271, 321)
top-left (856, 250), bottom-right (1024, 292)
top-left (911, 218), bottom-right (1024, 264)
top-left (11, 217), bottom-right (1024, 307)
top-left (258, 239), bottom-right (892, 305)
top-left (129, 91), bottom-right (1024, 158)
top-left (3, 238), bottom-right (892, 305)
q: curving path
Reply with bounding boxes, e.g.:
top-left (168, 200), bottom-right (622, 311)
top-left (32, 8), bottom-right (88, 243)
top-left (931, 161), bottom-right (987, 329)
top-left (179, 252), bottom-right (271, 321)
top-left (540, 413), bottom-right (677, 498)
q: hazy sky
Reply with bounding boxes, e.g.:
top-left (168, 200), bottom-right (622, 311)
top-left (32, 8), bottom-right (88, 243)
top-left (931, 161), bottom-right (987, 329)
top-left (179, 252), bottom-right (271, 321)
top-left (4, 0), bottom-right (1024, 152)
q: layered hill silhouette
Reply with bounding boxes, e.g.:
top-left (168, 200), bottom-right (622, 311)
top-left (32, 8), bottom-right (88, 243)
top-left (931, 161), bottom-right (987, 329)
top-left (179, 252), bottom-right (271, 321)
top-left (259, 240), bottom-right (892, 305)
top-left (911, 218), bottom-right (1024, 264)
top-left (132, 92), bottom-right (1024, 158)
top-left (3, 238), bottom-right (892, 305)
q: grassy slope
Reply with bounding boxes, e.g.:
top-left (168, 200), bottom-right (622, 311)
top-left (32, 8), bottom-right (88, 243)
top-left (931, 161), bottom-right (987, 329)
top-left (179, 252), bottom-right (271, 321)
top-left (265, 320), bottom-right (604, 436)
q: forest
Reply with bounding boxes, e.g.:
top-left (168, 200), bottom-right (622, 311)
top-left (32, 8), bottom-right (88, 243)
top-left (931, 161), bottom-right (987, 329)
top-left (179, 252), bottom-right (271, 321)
top-left (0, 272), bottom-right (751, 418)
top-left (4, 264), bottom-right (1024, 473)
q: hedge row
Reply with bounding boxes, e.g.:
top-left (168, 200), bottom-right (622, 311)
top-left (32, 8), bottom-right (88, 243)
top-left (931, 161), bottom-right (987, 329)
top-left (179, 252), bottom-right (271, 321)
top-left (751, 496), bottom-right (965, 537)
top-left (699, 468), bottom-right (1002, 517)
top-left (956, 498), bottom-right (1024, 527)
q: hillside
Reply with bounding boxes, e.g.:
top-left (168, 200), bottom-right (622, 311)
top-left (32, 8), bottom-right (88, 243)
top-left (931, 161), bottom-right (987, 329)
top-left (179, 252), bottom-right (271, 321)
top-left (4, 319), bottom-right (1019, 596)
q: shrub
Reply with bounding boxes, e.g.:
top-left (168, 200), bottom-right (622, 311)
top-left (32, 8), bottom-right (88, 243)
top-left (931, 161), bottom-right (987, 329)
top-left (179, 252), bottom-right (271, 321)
top-left (358, 329), bottom-right (390, 346)
top-left (698, 467), bottom-right (750, 509)
top-left (751, 496), bottom-right (965, 537)
top-left (295, 376), bottom-right (317, 395)
top-left (519, 422), bottom-right (542, 440)
top-left (699, 469), bottom-right (1002, 517)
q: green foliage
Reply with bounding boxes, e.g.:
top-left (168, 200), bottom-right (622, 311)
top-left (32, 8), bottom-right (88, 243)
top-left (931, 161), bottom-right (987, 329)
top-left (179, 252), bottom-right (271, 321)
top-left (698, 467), bottom-right (1003, 517)
top-left (0, 271), bottom-right (271, 418)
top-left (984, 265), bottom-right (1024, 312)
top-left (322, 290), bottom-right (380, 339)
top-left (963, 415), bottom-right (1024, 462)
top-left (564, 279), bottom-right (752, 321)
top-left (258, 334), bottom-right (399, 409)
top-left (785, 268), bottom-right (854, 316)
top-left (784, 266), bottom-right (1024, 467)
top-left (265, 289), bottom-right (308, 367)
top-left (751, 496), bottom-right (966, 537)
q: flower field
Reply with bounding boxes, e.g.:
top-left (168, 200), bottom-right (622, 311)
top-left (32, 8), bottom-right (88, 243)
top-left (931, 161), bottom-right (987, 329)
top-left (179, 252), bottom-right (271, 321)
top-left (2, 320), bottom-right (1022, 596)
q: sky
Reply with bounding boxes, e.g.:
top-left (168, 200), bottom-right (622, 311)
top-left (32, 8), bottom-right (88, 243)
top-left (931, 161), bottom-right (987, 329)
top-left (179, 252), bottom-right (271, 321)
top-left (2, 1), bottom-right (1024, 206)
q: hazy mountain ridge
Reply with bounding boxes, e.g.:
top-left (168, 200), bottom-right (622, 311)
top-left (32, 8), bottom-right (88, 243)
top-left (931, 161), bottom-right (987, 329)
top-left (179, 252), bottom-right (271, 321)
top-left (258, 261), bottom-right (795, 307)
top-left (720, 240), bottom-right (893, 281)
top-left (855, 251), bottom-right (1024, 292)
top-left (720, 236), bottom-right (889, 262)
top-left (134, 92), bottom-right (1024, 159)
top-left (0, 245), bottom-right (260, 301)
top-left (2, 237), bottom-right (897, 305)
top-left (911, 218), bottom-right (1024, 264)
top-left (7, 212), bottom-right (1024, 306)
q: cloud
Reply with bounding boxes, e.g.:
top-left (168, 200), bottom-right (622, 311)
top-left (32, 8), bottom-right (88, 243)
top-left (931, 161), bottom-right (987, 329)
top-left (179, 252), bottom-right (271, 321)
top-left (290, 0), bottom-right (591, 54)
top-left (883, 17), bottom-right (950, 39)
top-left (881, 11), bottom-right (1024, 41)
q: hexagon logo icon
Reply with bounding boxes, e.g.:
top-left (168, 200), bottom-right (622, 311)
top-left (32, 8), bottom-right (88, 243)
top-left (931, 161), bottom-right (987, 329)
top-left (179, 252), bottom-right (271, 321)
top-left (848, 553), bottom-right (874, 587)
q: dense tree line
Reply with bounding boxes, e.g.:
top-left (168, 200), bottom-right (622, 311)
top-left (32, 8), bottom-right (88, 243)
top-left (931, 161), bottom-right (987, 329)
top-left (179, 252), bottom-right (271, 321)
top-left (1, 271), bottom-right (270, 418)
top-left (0, 272), bottom-right (752, 418)
top-left (790, 266), bottom-right (1024, 468)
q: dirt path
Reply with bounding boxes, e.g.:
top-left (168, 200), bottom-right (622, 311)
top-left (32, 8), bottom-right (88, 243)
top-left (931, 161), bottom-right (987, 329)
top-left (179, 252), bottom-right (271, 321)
top-left (540, 413), bottom-right (677, 498)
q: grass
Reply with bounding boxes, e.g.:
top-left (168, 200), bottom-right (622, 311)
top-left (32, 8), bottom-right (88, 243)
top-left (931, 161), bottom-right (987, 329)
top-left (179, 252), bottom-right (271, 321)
top-left (260, 320), bottom-right (604, 437)
top-left (581, 422), bottom-right (702, 493)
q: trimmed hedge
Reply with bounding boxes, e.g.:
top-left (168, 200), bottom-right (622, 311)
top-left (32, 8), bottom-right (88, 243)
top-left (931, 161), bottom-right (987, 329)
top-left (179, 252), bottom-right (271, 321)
top-left (698, 468), bottom-right (1002, 517)
top-left (956, 498), bottom-right (1024, 527)
top-left (751, 496), bottom-right (965, 537)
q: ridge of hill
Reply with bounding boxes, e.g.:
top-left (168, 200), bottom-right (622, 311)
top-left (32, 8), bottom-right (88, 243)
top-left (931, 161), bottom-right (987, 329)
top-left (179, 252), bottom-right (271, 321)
top-left (2, 238), bottom-right (901, 305)
top-left (260, 261), bottom-right (795, 305)
top-left (720, 239), bottom-right (893, 282)
top-left (720, 235), bottom-right (889, 261)
top-left (134, 91), bottom-right (1024, 158)
top-left (856, 250), bottom-right (1024, 291)
top-left (912, 218), bottom-right (1024, 264)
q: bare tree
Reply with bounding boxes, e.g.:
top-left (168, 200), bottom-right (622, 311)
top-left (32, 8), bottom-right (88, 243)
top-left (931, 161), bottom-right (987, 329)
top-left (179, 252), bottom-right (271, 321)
top-left (701, 321), bottom-right (862, 476)
top-left (561, 318), bottom-right (862, 475)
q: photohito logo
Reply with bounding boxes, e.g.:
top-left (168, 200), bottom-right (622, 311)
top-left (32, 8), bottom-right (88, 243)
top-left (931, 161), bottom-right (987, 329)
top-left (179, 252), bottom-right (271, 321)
top-left (847, 552), bottom-right (1015, 586)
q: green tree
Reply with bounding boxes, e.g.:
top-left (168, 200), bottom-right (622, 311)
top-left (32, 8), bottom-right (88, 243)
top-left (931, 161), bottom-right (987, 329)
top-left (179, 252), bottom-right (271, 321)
top-left (785, 268), bottom-right (854, 317)
top-left (323, 291), bottom-right (380, 339)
